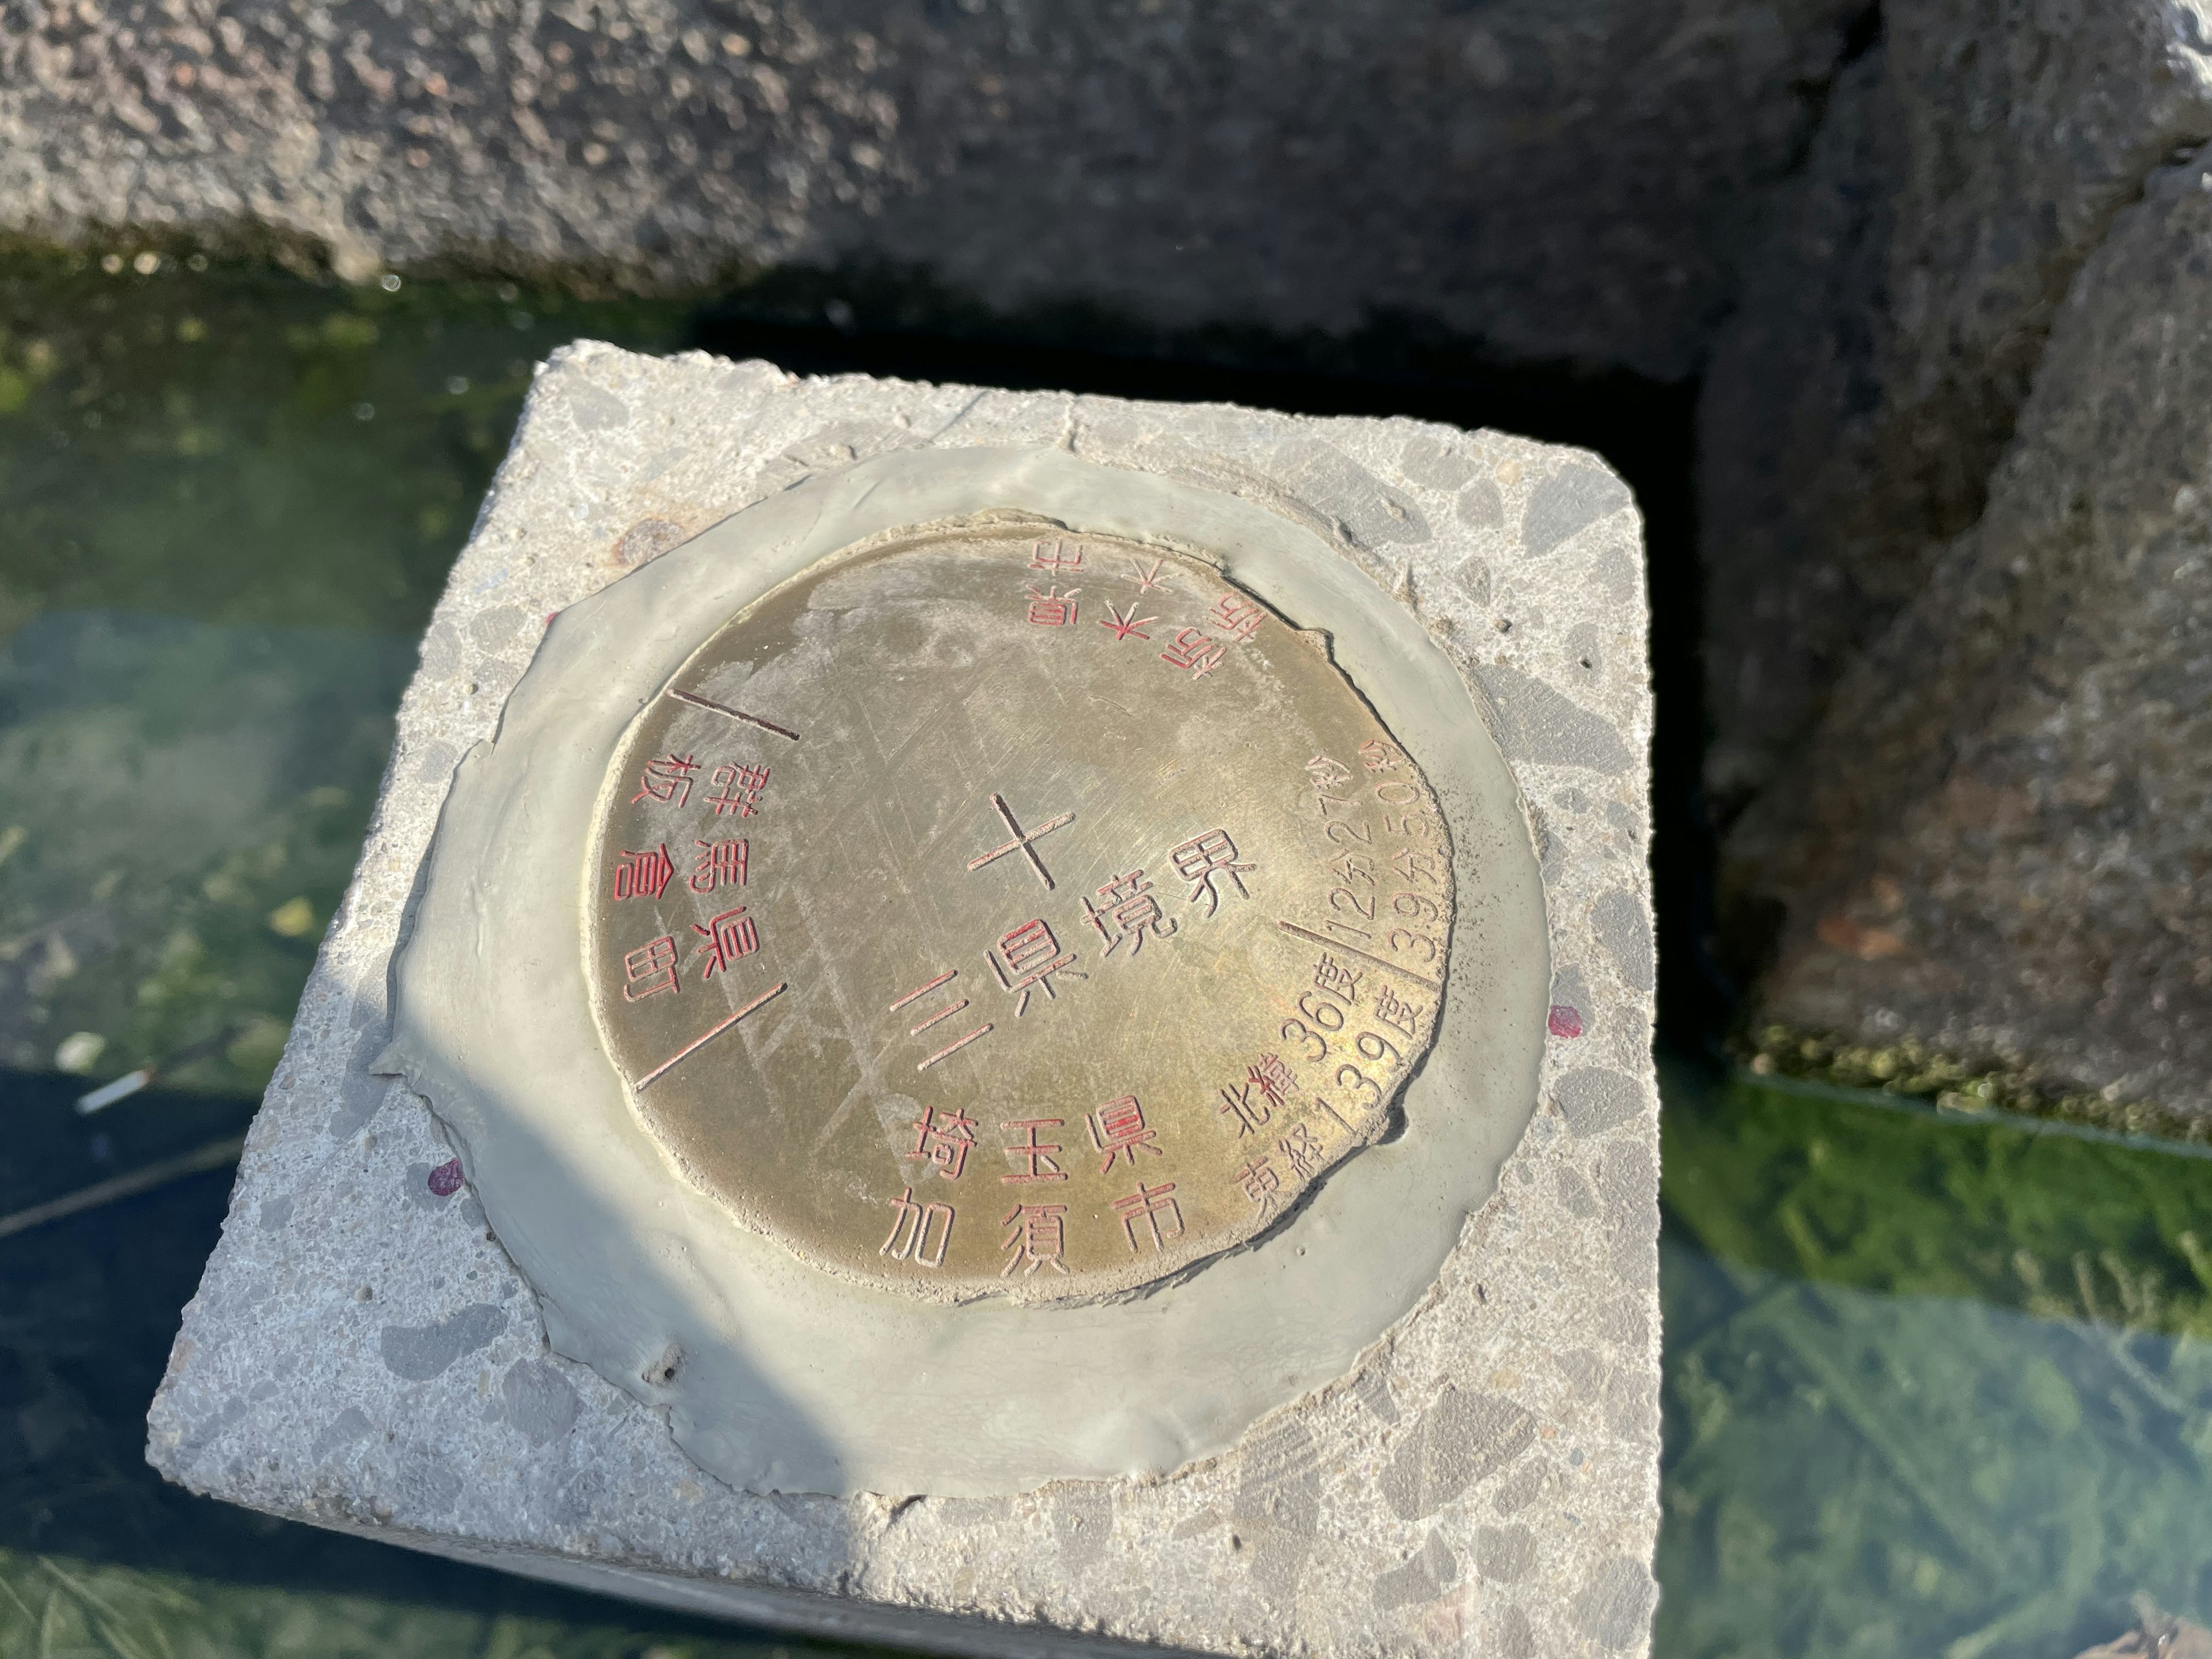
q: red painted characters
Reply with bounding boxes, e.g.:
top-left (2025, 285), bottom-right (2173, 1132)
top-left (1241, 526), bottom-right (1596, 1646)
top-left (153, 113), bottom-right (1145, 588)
top-left (611, 844), bottom-right (676, 902)
top-left (1087, 1095), bottom-right (1161, 1172)
top-left (706, 762), bottom-right (770, 817)
top-left (988, 918), bottom-right (1081, 1016)
top-left (630, 753), bottom-right (699, 808)
top-left (1170, 828), bottom-right (1255, 916)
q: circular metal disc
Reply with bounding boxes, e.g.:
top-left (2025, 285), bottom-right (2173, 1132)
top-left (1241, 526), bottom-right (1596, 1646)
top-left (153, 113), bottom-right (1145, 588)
top-left (583, 525), bottom-right (1455, 1301)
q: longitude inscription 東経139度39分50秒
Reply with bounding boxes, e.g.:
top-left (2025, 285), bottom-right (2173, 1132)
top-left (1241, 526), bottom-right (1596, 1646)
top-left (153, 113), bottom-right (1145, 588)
top-left (584, 525), bottom-right (1455, 1301)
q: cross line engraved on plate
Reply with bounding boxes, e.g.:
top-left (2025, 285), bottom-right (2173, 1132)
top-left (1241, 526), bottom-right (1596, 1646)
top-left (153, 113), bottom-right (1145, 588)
top-left (1276, 919), bottom-right (1444, 989)
top-left (664, 685), bottom-right (801, 742)
top-left (633, 981), bottom-right (787, 1092)
top-left (965, 792), bottom-right (1075, 891)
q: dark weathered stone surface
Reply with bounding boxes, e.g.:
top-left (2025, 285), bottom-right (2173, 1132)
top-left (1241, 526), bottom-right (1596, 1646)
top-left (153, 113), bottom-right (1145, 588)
top-left (0, 0), bottom-right (1862, 377)
top-left (1698, 1), bottom-right (2212, 813)
top-left (1734, 151), bottom-right (2212, 1122)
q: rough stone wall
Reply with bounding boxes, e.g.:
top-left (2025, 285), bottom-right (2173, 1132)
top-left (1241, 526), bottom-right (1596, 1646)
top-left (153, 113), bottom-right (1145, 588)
top-left (1734, 151), bottom-right (2212, 1119)
top-left (1698, 0), bottom-right (2212, 814)
top-left (0, 0), bottom-right (1863, 377)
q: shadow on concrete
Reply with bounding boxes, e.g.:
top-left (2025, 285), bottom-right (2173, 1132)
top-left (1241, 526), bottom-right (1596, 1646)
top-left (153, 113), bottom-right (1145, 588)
top-left (0, 1066), bottom-right (862, 1652)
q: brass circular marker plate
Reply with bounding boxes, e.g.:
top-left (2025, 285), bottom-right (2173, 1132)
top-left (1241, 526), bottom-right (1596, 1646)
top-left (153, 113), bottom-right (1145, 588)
top-left (583, 525), bottom-right (1455, 1301)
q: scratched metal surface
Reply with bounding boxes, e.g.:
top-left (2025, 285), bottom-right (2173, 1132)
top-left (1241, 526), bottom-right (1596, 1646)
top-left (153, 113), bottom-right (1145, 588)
top-left (584, 528), bottom-right (1451, 1300)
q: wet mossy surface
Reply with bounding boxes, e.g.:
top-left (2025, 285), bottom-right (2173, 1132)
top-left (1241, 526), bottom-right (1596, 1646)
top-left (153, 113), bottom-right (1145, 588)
top-left (0, 251), bottom-right (689, 1097)
top-left (1665, 1059), bottom-right (2212, 1339)
top-left (1658, 1060), bottom-right (2212, 1659)
top-left (1739, 1024), bottom-right (2211, 1148)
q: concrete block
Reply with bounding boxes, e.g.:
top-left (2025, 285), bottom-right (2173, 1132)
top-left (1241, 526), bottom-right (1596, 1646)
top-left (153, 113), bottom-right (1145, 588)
top-left (149, 350), bottom-right (1658, 1656)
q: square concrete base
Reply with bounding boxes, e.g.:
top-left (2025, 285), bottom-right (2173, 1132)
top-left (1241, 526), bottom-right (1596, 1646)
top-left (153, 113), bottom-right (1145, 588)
top-left (150, 349), bottom-right (1660, 1658)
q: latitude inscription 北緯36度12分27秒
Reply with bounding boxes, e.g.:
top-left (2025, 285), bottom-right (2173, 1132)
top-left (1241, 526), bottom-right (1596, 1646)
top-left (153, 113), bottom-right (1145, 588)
top-left (584, 525), bottom-right (1455, 1301)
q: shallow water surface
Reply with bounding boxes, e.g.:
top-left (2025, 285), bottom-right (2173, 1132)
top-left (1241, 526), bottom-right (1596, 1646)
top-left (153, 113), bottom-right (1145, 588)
top-left (1658, 1067), bottom-right (2212, 1658)
top-left (1, 256), bottom-right (2205, 1659)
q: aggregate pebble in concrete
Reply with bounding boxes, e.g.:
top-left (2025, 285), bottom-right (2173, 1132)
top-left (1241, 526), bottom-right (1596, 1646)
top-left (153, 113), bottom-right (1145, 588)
top-left (148, 350), bottom-right (1659, 1657)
